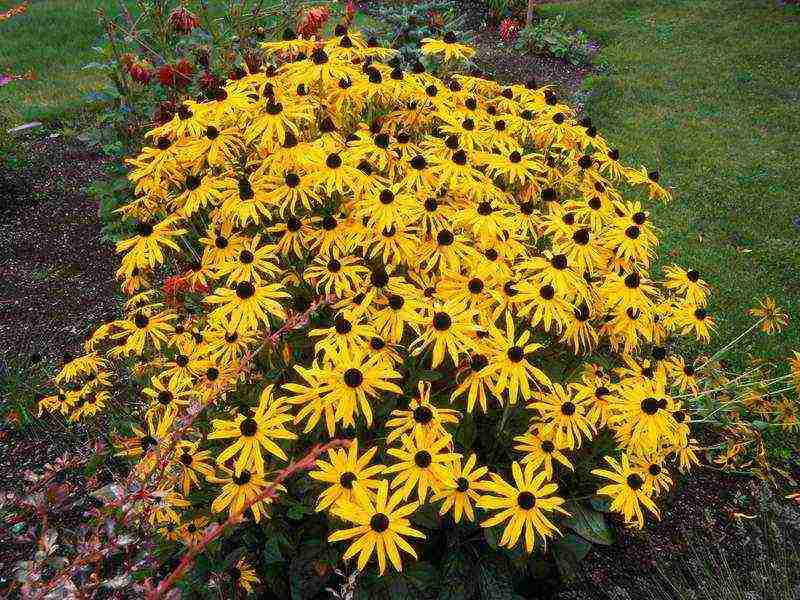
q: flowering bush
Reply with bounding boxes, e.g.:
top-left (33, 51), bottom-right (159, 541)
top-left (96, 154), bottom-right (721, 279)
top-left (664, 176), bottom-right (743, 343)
top-left (42, 23), bottom-right (798, 596)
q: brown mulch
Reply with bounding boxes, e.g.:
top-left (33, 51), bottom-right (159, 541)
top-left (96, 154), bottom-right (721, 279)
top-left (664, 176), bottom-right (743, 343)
top-left (0, 133), bottom-right (121, 365)
top-left (554, 467), bottom-right (800, 599)
top-left (472, 30), bottom-right (593, 94)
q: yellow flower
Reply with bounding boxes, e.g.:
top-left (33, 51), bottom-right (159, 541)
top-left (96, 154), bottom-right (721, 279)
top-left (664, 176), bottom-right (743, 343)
top-left (667, 301), bottom-right (716, 343)
top-left (513, 427), bottom-right (573, 479)
top-left (530, 383), bottom-right (595, 450)
top-left (790, 351), bottom-right (800, 393)
top-left (748, 296), bottom-right (789, 334)
top-left (431, 453), bottom-right (488, 523)
top-left (663, 265), bottom-right (710, 306)
top-left (209, 387), bottom-right (296, 474)
top-left (409, 299), bottom-right (479, 368)
top-left (116, 216), bottom-right (186, 278)
top-left (310, 440), bottom-right (384, 512)
top-left (385, 381), bottom-right (460, 444)
top-left (229, 557), bottom-right (260, 593)
top-left (286, 348), bottom-right (402, 432)
top-left (592, 454), bottom-right (660, 528)
top-left (478, 461), bottom-right (567, 553)
top-left (173, 441), bottom-right (215, 496)
top-left (608, 381), bottom-right (676, 453)
top-left (420, 32), bottom-right (476, 62)
top-left (450, 352), bottom-right (496, 413)
top-left (205, 280), bottom-right (290, 332)
top-left (143, 374), bottom-right (196, 429)
top-left (328, 480), bottom-right (425, 574)
top-left (209, 466), bottom-right (284, 522)
top-left (178, 516), bottom-right (209, 547)
top-left (384, 429), bottom-right (460, 501)
top-left (112, 308), bottom-right (176, 355)
top-left (482, 313), bottom-right (551, 405)
top-left (148, 486), bottom-right (190, 525)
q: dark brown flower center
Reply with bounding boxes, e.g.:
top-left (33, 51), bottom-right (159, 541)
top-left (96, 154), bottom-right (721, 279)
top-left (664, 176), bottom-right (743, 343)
top-left (413, 406), bottom-right (434, 424)
top-left (432, 312), bottom-right (452, 331)
top-left (339, 471), bottom-right (357, 489)
top-left (236, 281), bottom-right (255, 300)
top-left (641, 398), bottom-right (660, 415)
top-left (233, 470), bottom-right (252, 485)
top-left (343, 368), bottom-right (363, 388)
top-left (627, 474), bottom-right (644, 490)
top-left (240, 418), bottom-right (258, 437)
top-left (370, 513), bottom-right (390, 532)
top-left (414, 450), bottom-right (432, 468)
top-left (517, 491), bottom-right (536, 510)
top-left (507, 346), bottom-right (524, 362)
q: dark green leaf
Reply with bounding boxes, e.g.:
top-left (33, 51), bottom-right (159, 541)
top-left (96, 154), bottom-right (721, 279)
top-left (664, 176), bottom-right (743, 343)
top-left (262, 536), bottom-right (283, 565)
top-left (589, 495), bottom-right (612, 513)
top-left (561, 501), bottom-right (613, 545)
top-left (552, 533), bottom-right (591, 580)
top-left (437, 551), bottom-right (476, 600)
top-left (477, 555), bottom-right (515, 600)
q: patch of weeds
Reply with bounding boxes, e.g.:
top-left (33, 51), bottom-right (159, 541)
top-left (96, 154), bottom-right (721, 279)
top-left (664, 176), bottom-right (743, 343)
top-left (515, 15), bottom-right (594, 66)
top-left (0, 353), bottom-right (51, 430)
top-left (30, 266), bottom-right (59, 283)
top-left (364, 0), bottom-right (458, 69)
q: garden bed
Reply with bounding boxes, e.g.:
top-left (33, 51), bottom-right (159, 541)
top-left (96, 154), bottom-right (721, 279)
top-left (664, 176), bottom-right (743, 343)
top-left (361, 0), bottom-right (596, 96)
top-left (0, 133), bottom-right (120, 364)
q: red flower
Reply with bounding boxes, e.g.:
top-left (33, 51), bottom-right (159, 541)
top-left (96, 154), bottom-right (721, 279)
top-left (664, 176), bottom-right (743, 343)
top-left (427, 9), bottom-right (444, 30)
top-left (174, 58), bottom-right (195, 88)
top-left (244, 52), bottom-right (263, 74)
top-left (344, 0), bottom-right (357, 25)
top-left (169, 6), bottom-right (200, 33)
top-left (157, 64), bottom-right (176, 87)
top-left (163, 275), bottom-right (188, 307)
top-left (127, 59), bottom-right (153, 84)
top-left (297, 5), bottom-right (331, 39)
top-left (198, 70), bottom-right (218, 91)
top-left (153, 101), bottom-right (176, 125)
top-left (499, 18), bottom-right (520, 43)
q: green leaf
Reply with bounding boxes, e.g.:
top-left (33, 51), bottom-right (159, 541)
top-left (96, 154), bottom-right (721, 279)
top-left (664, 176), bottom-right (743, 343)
top-left (561, 501), bottom-right (613, 545)
top-left (411, 503), bottom-right (441, 530)
top-left (358, 561), bottom-right (439, 600)
top-left (263, 536), bottom-right (283, 565)
top-left (552, 533), bottom-right (591, 580)
top-left (286, 501), bottom-right (313, 521)
top-left (477, 556), bottom-right (515, 600)
top-left (483, 525), bottom-right (499, 549)
top-left (455, 413), bottom-right (476, 448)
top-left (437, 552), bottom-right (476, 600)
top-left (589, 495), bottom-right (612, 513)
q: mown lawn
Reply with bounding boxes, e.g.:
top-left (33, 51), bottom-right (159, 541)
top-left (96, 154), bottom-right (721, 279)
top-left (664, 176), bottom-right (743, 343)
top-left (543, 0), bottom-right (800, 364)
top-left (0, 0), bottom-right (117, 124)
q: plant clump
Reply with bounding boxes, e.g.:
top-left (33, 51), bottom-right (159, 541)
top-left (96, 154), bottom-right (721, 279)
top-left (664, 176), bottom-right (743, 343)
top-left (44, 24), bottom-right (723, 584)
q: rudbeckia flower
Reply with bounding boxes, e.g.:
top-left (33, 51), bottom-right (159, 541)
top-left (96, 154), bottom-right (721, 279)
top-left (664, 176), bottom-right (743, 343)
top-left (328, 480), bottom-right (425, 574)
top-left (421, 32), bottom-right (476, 62)
top-left (592, 454), bottom-right (660, 528)
top-left (478, 461), bottom-right (567, 553)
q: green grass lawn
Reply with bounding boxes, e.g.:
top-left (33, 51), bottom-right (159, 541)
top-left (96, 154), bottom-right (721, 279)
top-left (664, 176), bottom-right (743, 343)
top-left (0, 0), bottom-right (115, 124)
top-left (542, 0), bottom-right (800, 364)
